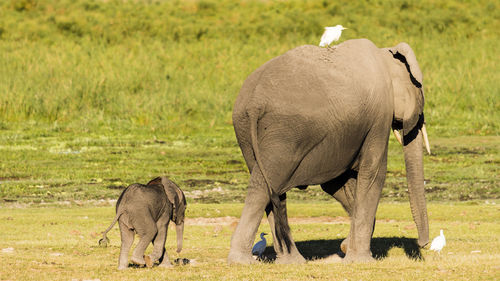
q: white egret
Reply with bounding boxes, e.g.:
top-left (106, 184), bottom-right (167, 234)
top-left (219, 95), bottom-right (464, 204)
top-left (252, 232), bottom-right (268, 258)
top-left (319, 25), bottom-right (347, 47)
top-left (430, 229), bottom-right (446, 254)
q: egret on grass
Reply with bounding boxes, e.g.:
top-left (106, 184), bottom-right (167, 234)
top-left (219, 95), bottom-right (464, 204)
top-left (430, 229), bottom-right (446, 254)
top-left (319, 25), bottom-right (347, 47)
top-left (252, 232), bottom-right (268, 258)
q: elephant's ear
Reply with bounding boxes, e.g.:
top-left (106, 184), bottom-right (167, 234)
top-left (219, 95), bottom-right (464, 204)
top-left (387, 42), bottom-right (425, 136)
top-left (160, 177), bottom-right (186, 225)
top-left (147, 177), bottom-right (162, 186)
top-left (174, 186), bottom-right (187, 225)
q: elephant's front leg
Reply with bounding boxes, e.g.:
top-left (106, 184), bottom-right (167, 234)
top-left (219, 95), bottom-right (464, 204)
top-left (147, 216), bottom-right (171, 268)
top-left (131, 217), bottom-right (158, 266)
top-left (321, 172), bottom-right (356, 255)
top-left (344, 138), bottom-right (388, 262)
top-left (228, 167), bottom-right (270, 264)
top-left (322, 173), bottom-right (378, 256)
top-left (266, 194), bottom-right (306, 264)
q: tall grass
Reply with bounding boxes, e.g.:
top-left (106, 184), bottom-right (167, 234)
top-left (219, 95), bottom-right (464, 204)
top-left (0, 0), bottom-right (498, 136)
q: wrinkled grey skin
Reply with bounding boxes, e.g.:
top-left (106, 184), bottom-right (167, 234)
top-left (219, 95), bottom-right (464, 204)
top-left (228, 39), bottom-right (429, 264)
top-left (99, 176), bottom-right (187, 270)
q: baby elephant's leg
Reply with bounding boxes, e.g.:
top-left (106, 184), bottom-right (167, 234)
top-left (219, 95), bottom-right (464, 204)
top-left (147, 215), bottom-right (171, 268)
top-left (118, 220), bottom-right (134, 270)
top-left (131, 215), bottom-right (158, 266)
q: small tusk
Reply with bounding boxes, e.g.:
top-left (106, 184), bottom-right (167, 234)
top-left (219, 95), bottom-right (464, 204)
top-left (421, 124), bottom-right (431, 155)
top-left (393, 130), bottom-right (403, 145)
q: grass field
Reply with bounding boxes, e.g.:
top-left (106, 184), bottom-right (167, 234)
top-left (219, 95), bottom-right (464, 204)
top-left (0, 0), bottom-right (498, 136)
top-left (0, 203), bottom-right (499, 280)
top-left (0, 0), bottom-right (498, 202)
top-left (0, 131), bottom-right (499, 204)
top-left (0, 0), bottom-right (499, 280)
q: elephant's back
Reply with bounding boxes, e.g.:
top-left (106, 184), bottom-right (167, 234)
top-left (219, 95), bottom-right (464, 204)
top-left (118, 184), bottom-right (168, 220)
top-left (235, 39), bottom-right (379, 114)
top-left (251, 40), bottom-right (388, 128)
top-left (233, 39), bottom-right (392, 187)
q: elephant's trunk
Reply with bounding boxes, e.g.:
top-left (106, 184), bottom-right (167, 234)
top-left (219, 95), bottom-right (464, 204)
top-left (176, 222), bottom-right (184, 253)
top-left (403, 127), bottom-right (429, 247)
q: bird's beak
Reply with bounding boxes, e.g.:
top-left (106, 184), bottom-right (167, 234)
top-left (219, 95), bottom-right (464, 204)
top-left (263, 233), bottom-right (268, 235)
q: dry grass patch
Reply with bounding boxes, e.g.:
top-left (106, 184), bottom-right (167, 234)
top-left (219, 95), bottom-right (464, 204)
top-left (0, 202), bottom-right (498, 280)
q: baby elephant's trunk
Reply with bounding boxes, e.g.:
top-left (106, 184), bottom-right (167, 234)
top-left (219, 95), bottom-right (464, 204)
top-left (176, 222), bottom-right (184, 253)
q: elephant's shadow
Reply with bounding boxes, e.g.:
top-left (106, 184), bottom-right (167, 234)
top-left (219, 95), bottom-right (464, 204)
top-left (262, 237), bottom-right (423, 262)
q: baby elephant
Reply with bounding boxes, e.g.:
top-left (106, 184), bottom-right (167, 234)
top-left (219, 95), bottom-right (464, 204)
top-left (99, 176), bottom-right (187, 270)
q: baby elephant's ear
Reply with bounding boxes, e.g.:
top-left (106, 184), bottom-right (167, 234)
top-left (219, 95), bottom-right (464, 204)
top-left (160, 177), bottom-right (186, 224)
top-left (173, 187), bottom-right (186, 225)
top-left (147, 177), bottom-right (162, 186)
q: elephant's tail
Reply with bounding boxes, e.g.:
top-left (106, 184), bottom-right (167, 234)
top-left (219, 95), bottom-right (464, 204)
top-left (248, 109), bottom-right (292, 253)
top-left (98, 211), bottom-right (123, 247)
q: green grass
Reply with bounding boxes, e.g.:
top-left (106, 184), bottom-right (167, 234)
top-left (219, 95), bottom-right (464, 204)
top-left (0, 1), bottom-right (498, 279)
top-left (1, 128), bottom-right (498, 204)
top-left (0, 0), bottom-right (498, 136)
top-left (0, 0), bottom-right (497, 203)
top-left (0, 203), bottom-right (499, 280)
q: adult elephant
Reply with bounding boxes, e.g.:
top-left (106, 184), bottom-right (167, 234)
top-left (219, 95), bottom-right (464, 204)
top-left (228, 39), bottom-right (430, 264)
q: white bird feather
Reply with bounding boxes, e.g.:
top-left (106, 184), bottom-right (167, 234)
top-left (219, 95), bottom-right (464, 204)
top-left (252, 232), bottom-right (267, 257)
top-left (319, 25), bottom-right (347, 47)
top-left (430, 229), bottom-right (446, 253)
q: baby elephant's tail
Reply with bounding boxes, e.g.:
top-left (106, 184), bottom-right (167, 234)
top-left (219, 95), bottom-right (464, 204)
top-left (98, 212), bottom-right (123, 247)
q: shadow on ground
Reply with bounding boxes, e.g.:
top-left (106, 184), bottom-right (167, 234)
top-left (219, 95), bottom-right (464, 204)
top-left (262, 237), bottom-right (422, 261)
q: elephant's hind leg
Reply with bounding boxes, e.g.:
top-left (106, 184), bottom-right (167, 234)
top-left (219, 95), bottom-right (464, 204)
top-left (228, 166), bottom-right (270, 264)
top-left (266, 195), bottom-right (306, 264)
top-left (118, 220), bottom-right (134, 270)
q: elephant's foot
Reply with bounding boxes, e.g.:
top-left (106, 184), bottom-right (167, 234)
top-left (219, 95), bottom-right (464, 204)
top-left (117, 264), bottom-right (128, 270)
top-left (144, 255), bottom-right (154, 268)
top-left (307, 253), bottom-right (343, 264)
top-left (340, 238), bottom-right (348, 254)
top-left (130, 255), bottom-right (146, 266)
top-left (342, 252), bottom-right (375, 263)
top-left (158, 261), bottom-right (173, 268)
top-left (145, 254), bottom-right (163, 268)
top-left (158, 255), bottom-right (173, 268)
top-left (321, 253), bottom-right (344, 263)
top-left (227, 250), bottom-right (258, 265)
top-left (275, 251), bottom-right (307, 264)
